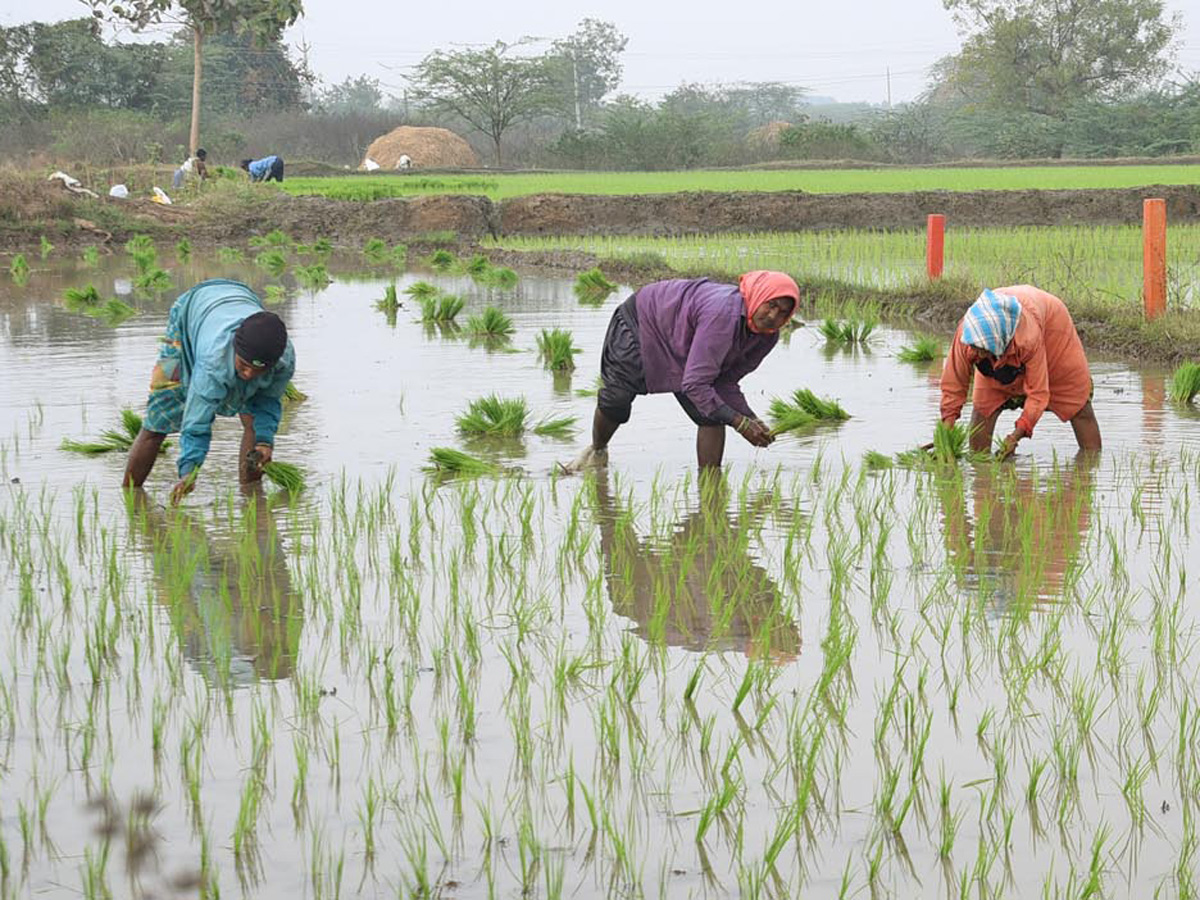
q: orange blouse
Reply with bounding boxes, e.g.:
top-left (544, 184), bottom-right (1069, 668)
top-left (940, 285), bottom-right (1092, 436)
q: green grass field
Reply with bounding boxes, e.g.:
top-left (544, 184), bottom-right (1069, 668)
top-left (281, 165), bottom-right (1200, 201)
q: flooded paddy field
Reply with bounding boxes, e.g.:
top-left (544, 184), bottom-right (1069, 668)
top-left (3, 249), bottom-right (1200, 899)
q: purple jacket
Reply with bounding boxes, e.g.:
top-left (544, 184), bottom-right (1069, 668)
top-left (635, 278), bottom-right (778, 424)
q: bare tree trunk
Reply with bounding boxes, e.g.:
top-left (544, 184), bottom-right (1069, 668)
top-left (189, 26), bottom-right (203, 156)
top-left (493, 132), bottom-right (502, 167)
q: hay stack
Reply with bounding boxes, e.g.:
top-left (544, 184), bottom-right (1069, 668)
top-left (746, 121), bottom-right (794, 150)
top-left (361, 126), bottom-right (479, 170)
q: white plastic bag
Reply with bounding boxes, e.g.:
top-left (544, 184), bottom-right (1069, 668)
top-left (108, 184), bottom-right (129, 199)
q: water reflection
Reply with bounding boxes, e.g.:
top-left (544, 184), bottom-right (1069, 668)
top-left (593, 470), bottom-right (801, 661)
top-left (127, 486), bottom-right (302, 684)
top-left (938, 453), bottom-right (1097, 609)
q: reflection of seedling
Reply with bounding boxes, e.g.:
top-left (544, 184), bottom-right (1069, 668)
top-left (1169, 362), bottom-right (1200, 404)
top-left (465, 306), bottom-right (514, 339)
top-left (426, 447), bottom-right (499, 477)
top-left (574, 268), bottom-right (617, 305)
top-left (428, 250), bottom-right (456, 272)
top-left (536, 329), bottom-right (581, 371)
top-left (769, 388), bottom-right (849, 435)
top-left (418, 293), bottom-right (464, 323)
top-left (897, 335), bottom-right (944, 363)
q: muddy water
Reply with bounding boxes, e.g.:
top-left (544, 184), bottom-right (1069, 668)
top-left (1, 253), bottom-right (1199, 899)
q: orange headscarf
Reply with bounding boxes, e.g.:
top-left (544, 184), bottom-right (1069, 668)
top-left (739, 270), bottom-right (800, 334)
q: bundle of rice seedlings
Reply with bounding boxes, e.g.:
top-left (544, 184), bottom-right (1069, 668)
top-left (536, 328), bottom-right (581, 371)
top-left (313, 237), bottom-right (333, 255)
top-left (81, 246), bottom-right (100, 266)
top-left (427, 249), bottom-right (456, 273)
top-left (375, 284), bottom-right (401, 322)
top-left (768, 388), bottom-right (848, 435)
top-left (820, 316), bottom-right (876, 346)
top-left (1169, 362), bottom-right (1200, 404)
top-left (263, 284), bottom-right (287, 305)
top-left (480, 266), bottom-right (518, 289)
top-left (61, 409), bottom-right (165, 454)
top-left (295, 264), bottom-right (331, 289)
top-left (362, 237), bottom-right (390, 263)
top-left (456, 395), bottom-right (529, 437)
top-left (404, 281), bottom-right (439, 300)
top-left (10, 253), bottom-right (29, 284)
top-left (895, 422), bottom-right (989, 467)
top-left (426, 447), bottom-right (499, 477)
top-left (134, 268), bottom-right (172, 293)
top-left (391, 244), bottom-right (408, 268)
top-left (216, 247), bottom-right (245, 263)
top-left (293, 243), bottom-right (313, 255)
top-left (863, 450), bottom-right (894, 471)
top-left (261, 461), bottom-right (305, 494)
top-left (249, 230), bottom-right (291, 249)
top-left (255, 249), bottom-right (288, 276)
top-left (40, 235), bottom-right (54, 259)
top-left (63, 284), bottom-right (104, 313)
top-left (125, 235), bottom-right (155, 256)
top-left (283, 382), bottom-right (307, 403)
top-left (93, 298), bottom-right (138, 326)
top-left (532, 415), bottom-right (577, 437)
top-left (465, 306), bottom-right (514, 338)
top-left (464, 254), bottom-right (491, 276)
top-left (897, 335), bottom-right (944, 363)
top-left (574, 268), bottom-right (617, 305)
top-left (419, 293), bottom-right (465, 323)
top-left (175, 238), bottom-right (192, 261)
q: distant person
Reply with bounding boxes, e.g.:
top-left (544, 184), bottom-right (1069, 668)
top-left (122, 279), bottom-right (296, 504)
top-left (396, 154), bottom-right (412, 170)
top-left (241, 154), bottom-right (284, 183)
top-left (172, 148), bottom-right (208, 189)
top-left (567, 271), bottom-right (800, 470)
top-left (939, 285), bottom-right (1101, 457)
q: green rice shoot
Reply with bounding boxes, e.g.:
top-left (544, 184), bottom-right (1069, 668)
top-left (897, 335), bottom-right (945, 363)
top-left (255, 249), bottom-right (288, 276)
top-left (465, 306), bottom-right (514, 339)
top-left (283, 382), bottom-right (307, 403)
top-left (261, 461), bottom-right (305, 494)
top-left (10, 253), bottom-right (29, 283)
top-left (404, 281), bottom-right (439, 300)
top-left (574, 268), bottom-right (618, 305)
top-left (456, 395), bottom-right (529, 437)
top-left (419, 293), bottom-right (465, 323)
top-left (768, 388), bottom-right (849, 434)
top-left (426, 447), bottom-right (499, 476)
top-left (532, 415), bottom-right (578, 438)
top-left (427, 249), bottom-right (456, 272)
top-left (1169, 362), bottom-right (1200, 404)
top-left (536, 328), bottom-right (581, 371)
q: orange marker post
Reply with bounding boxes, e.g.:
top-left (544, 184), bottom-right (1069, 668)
top-left (1143, 198), bottom-right (1167, 321)
top-left (926, 214), bottom-right (945, 279)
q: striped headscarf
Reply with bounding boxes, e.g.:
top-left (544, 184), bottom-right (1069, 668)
top-left (961, 289), bottom-right (1021, 357)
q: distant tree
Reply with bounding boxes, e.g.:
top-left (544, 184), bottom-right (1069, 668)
top-left (939, 0), bottom-right (1179, 130)
top-left (549, 19), bottom-right (628, 129)
top-left (86, 0), bottom-right (303, 155)
top-left (722, 82), bottom-right (808, 127)
top-left (409, 40), bottom-right (556, 165)
top-left (316, 75), bottom-right (384, 114)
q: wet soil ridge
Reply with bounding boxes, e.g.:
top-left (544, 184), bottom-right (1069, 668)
top-left (498, 185), bottom-right (1200, 236)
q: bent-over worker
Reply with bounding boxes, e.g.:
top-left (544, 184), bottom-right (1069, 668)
top-left (940, 285), bottom-right (1101, 457)
top-left (123, 279), bottom-right (296, 503)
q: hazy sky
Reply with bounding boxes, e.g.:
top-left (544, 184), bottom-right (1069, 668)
top-left (3, 0), bottom-right (1198, 105)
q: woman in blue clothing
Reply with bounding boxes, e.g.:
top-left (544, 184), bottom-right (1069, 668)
top-left (123, 279), bottom-right (296, 503)
top-left (241, 155), bottom-right (284, 182)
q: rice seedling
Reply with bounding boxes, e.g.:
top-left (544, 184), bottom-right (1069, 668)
top-left (574, 268), bottom-right (617, 305)
top-left (532, 416), bottom-right (577, 438)
top-left (61, 409), bottom-right (163, 454)
top-left (478, 266), bottom-right (519, 289)
top-left (134, 267), bottom-right (173, 293)
top-left (10, 253), bottom-right (29, 284)
top-left (1169, 363), bottom-right (1200, 404)
top-left (283, 382), bottom-right (307, 402)
top-left (426, 447), bottom-right (500, 476)
top-left (216, 247), bottom-right (245, 263)
top-left (819, 314), bottom-right (876, 346)
top-left (427, 249), bottom-right (456, 272)
top-left (263, 284), bottom-right (287, 305)
top-left (768, 388), bottom-right (849, 435)
top-left (81, 245), bottom-right (100, 266)
top-left (456, 396), bottom-right (529, 437)
top-left (375, 284), bottom-right (401, 323)
top-left (404, 281), bottom-right (439, 301)
top-left (362, 238), bottom-right (390, 263)
top-left (295, 264), bottom-right (331, 289)
top-left (536, 329), bottom-right (581, 371)
top-left (40, 235), bottom-right (54, 259)
top-left (465, 306), bottom-right (514, 339)
top-left (255, 250), bottom-right (288, 277)
top-left (92, 298), bottom-right (138, 326)
top-left (249, 229), bottom-right (291, 248)
top-left (863, 450), bottom-right (893, 471)
top-left (313, 237), bottom-right (333, 255)
top-left (897, 335), bottom-right (944, 363)
top-left (419, 293), bottom-right (465, 323)
top-left (63, 284), bottom-right (104, 313)
top-left (175, 238), bottom-right (192, 261)
top-left (261, 461), bottom-right (305, 494)
top-left (465, 254), bottom-right (491, 276)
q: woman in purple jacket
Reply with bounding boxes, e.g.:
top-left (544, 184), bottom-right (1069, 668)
top-left (579, 270), bottom-right (799, 469)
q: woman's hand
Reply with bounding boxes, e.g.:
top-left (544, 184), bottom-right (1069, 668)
top-left (735, 416), bottom-right (774, 448)
top-left (996, 430), bottom-right (1022, 460)
top-left (170, 476), bottom-right (196, 505)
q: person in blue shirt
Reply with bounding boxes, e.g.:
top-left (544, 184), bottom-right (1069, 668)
top-left (123, 279), bottom-right (296, 503)
top-left (240, 155), bottom-right (284, 182)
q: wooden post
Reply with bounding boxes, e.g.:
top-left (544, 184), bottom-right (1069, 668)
top-left (1143, 198), bottom-right (1167, 320)
top-left (926, 214), bottom-right (945, 279)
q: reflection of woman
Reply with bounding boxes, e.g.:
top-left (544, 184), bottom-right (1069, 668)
top-left (938, 453), bottom-right (1096, 608)
top-left (593, 470), bottom-right (800, 662)
top-left (127, 486), bottom-right (302, 683)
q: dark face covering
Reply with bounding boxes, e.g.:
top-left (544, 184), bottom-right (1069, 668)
top-left (976, 357), bottom-right (1025, 385)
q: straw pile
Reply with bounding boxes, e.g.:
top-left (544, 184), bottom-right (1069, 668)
top-left (361, 126), bottom-right (479, 170)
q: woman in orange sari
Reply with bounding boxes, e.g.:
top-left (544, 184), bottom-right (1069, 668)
top-left (940, 285), bottom-right (1101, 456)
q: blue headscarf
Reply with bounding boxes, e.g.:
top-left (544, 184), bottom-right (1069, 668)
top-left (961, 289), bottom-right (1021, 357)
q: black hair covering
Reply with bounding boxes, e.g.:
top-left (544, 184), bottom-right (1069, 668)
top-left (234, 311), bottom-right (287, 366)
